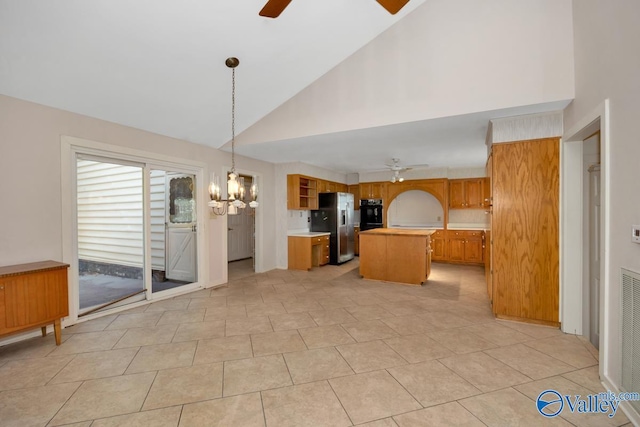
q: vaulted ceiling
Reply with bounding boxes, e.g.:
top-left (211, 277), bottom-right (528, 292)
top-left (0, 0), bottom-right (574, 173)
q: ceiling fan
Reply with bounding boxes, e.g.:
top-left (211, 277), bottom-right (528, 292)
top-left (383, 158), bottom-right (427, 183)
top-left (259, 0), bottom-right (410, 18)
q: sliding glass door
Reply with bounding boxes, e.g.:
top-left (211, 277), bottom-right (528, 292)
top-left (76, 155), bottom-right (147, 314)
top-left (75, 155), bottom-right (199, 316)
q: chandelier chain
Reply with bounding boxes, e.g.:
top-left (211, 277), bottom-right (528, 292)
top-left (231, 67), bottom-right (236, 173)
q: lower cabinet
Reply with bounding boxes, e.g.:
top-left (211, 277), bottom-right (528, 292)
top-left (432, 230), bottom-right (485, 265)
top-left (430, 229), bottom-right (447, 261)
top-left (447, 230), bottom-right (484, 264)
top-left (354, 226), bottom-right (360, 256)
top-left (288, 235), bottom-right (330, 270)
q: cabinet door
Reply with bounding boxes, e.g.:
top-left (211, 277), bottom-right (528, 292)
top-left (354, 227), bottom-right (360, 255)
top-left (348, 185), bottom-right (360, 210)
top-left (359, 183), bottom-right (372, 199)
top-left (448, 238), bottom-right (465, 261)
top-left (326, 181), bottom-right (337, 192)
top-left (426, 239), bottom-right (431, 279)
top-left (371, 182), bottom-right (386, 199)
top-left (482, 176), bottom-right (491, 207)
top-left (431, 237), bottom-right (447, 260)
top-left (464, 239), bottom-right (484, 263)
top-left (449, 180), bottom-right (466, 208)
top-left (0, 281), bottom-right (5, 331)
top-left (465, 180), bottom-right (484, 208)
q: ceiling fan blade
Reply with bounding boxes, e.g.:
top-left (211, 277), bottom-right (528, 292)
top-left (376, 0), bottom-right (410, 14)
top-left (259, 0), bottom-right (292, 18)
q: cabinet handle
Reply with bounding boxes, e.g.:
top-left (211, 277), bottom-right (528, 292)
top-left (0, 286), bottom-right (3, 290)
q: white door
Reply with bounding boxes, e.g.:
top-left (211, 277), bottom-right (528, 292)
top-left (228, 180), bottom-right (254, 262)
top-left (166, 173), bottom-right (197, 282)
top-left (166, 226), bottom-right (196, 281)
top-left (589, 164), bottom-right (601, 349)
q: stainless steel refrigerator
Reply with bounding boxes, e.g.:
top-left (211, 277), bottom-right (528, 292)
top-left (310, 192), bottom-right (355, 264)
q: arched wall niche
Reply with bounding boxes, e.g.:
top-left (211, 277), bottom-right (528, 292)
top-left (385, 179), bottom-right (449, 227)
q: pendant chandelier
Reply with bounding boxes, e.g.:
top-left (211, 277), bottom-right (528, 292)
top-left (208, 57), bottom-right (259, 216)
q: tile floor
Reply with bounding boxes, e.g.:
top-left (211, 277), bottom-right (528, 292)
top-left (0, 261), bottom-right (633, 426)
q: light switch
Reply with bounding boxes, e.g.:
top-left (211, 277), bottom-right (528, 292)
top-left (632, 225), bottom-right (640, 243)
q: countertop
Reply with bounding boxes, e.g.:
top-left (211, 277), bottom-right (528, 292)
top-left (359, 228), bottom-right (435, 237)
top-left (287, 231), bottom-right (331, 237)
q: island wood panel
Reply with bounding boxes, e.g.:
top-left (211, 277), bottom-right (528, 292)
top-left (492, 137), bottom-right (559, 326)
top-left (386, 235), bottom-right (428, 284)
top-left (359, 234), bottom-right (388, 280)
top-left (359, 229), bottom-right (433, 285)
top-left (0, 261), bottom-right (69, 345)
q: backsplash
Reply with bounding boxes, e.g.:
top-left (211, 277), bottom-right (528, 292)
top-left (287, 210), bottom-right (310, 230)
top-left (448, 209), bottom-right (489, 226)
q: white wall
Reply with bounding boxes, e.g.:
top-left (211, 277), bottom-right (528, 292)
top-left (563, 1), bottom-right (640, 422)
top-left (237, 0), bottom-right (574, 146)
top-left (0, 94), bottom-right (277, 288)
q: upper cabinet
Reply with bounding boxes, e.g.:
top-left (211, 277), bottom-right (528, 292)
top-left (287, 175), bottom-right (349, 209)
top-left (347, 184), bottom-right (360, 210)
top-left (287, 175), bottom-right (318, 210)
top-left (449, 178), bottom-right (487, 209)
top-left (360, 182), bottom-right (387, 200)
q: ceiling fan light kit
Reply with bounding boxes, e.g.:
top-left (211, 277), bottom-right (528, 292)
top-left (259, 0), bottom-right (410, 18)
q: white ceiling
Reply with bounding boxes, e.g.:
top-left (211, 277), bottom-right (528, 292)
top-left (0, 0), bottom-right (569, 174)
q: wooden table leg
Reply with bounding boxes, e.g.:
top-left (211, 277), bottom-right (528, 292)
top-left (54, 319), bottom-right (62, 345)
top-left (41, 326), bottom-right (47, 337)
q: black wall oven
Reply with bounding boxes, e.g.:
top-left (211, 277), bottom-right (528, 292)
top-left (360, 199), bottom-right (384, 231)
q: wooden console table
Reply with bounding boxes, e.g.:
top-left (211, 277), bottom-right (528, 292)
top-left (0, 261), bottom-right (69, 345)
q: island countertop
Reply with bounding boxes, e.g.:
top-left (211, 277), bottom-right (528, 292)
top-left (359, 228), bottom-right (435, 237)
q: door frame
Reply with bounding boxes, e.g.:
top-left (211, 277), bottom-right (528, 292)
top-left (61, 136), bottom-right (208, 325)
top-left (217, 165), bottom-right (264, 275)
top-left (561, 99), bottom-right (609, 381)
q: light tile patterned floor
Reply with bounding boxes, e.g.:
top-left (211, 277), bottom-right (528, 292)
top-left (0, 261), bottom-right (632, 426)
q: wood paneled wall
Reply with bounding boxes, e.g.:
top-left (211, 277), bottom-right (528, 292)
top-left (492, 137), bottom-right (560, 326)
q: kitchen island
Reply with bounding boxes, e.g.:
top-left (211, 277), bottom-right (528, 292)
top-left (359, 228), bottom-right (435, 285)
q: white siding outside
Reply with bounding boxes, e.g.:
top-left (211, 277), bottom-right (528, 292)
top-left (77, 160), bottom-right (166, 270)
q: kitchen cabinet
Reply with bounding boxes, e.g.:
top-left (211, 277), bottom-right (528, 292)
top-left (336, 183), bottom-right (348, 193)
top-left (449, 178), bottom-right (487, 209)
top-left (318, 180), bottom-right (337, 193)
top-left (447, 230), bottom-right (484, 265)
top-left (485, 230), bottom-right (492, 302)
top-left (430, 229), bottom-right (447, 261)
top-left (354, 226), bottom-right (360, 255)
top-left (287, 175), bottom-right (318, 210)
top-left (359, 182), bottom-right (386, 199)
top-left (491, 137), bottom-right (559, 326)
top-left (348, 185), bottom-right (360, 210)
top-left (0, 261), bottom-right (69, 345)
top-left (288, 234), bottom-right (330, 270)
